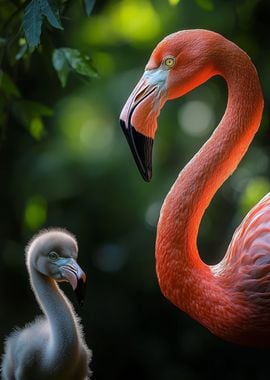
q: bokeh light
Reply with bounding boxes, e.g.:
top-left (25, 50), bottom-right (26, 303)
top-left (178, 100), bottom-right (214, 137)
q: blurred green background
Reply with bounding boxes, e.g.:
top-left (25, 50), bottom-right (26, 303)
top-left (1, 0), bottom-right (270, 379)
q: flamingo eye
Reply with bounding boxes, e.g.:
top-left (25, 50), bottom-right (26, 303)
top-left (163, 56), bottom-right (176, 69)
top-left (48, 251), bottom-right (59, 261)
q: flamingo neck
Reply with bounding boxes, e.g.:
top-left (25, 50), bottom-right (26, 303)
top-left (29, 265), bottom-right (80, 372)
top-left (156, 40), bottom-right (263, 327)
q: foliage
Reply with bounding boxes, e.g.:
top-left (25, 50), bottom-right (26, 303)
top-left (23, 0), bottom-right (63, 48)
top-left (52, 47), bottom-right (98, 87)
top-left (84, 0), bottom-right (96, 17)
top-left (0, 0), bottom-right (97, 137)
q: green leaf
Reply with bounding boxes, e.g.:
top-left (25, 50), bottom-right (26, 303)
top-left (29, 116), bottom-right (45, 140)
top-left (64, 48), bottom-right (98, 77)
top-left (23, 0), bottom-right (43, 48)
top-left (41, 0), bottom-right (63, 29)
top-left (84, 0), bottom-right (95, 16)
top-left (23, 0), bottom-right (63, 48)
top-left (52, 48), bottom-right (98, 87)
top-left (0, 71), bottom-right (21, 98)
top-left (52, 49), bottom-right (70, 87)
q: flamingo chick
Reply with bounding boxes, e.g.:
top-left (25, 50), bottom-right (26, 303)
top-left (1, 229), bottom-right (91, 379)
top-left (119, 29), bottom-right (270, 347)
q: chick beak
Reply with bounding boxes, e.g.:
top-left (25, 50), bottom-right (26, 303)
top-left (61, 259), bottom-right (87, 306)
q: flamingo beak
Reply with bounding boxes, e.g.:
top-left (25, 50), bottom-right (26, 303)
top-left (61, 259), bottom-right (87, 306)
top-left (119, 118), bottom-right (153, 182)
top-left (120, 69), bottom-right (167, 182)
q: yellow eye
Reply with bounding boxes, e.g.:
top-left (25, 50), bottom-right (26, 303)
top-left (164, 56), bottom-right (176, 68)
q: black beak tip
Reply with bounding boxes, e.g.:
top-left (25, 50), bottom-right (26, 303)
top-left (75, 278), bottom-right (86, 307)
top-left (119, 119), bottom-right (153, 182)
top-left (142, 168), bottom-right (152, 182)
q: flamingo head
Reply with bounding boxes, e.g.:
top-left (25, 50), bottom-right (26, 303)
top-left (27, 229), bottom-right (87, 306)
top-left (120, 29), bottom-right (217, 181)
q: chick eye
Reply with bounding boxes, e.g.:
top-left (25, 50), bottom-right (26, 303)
top-left (48, 251), bottom-right (59, 261)
top-left (163, 56), bottom-right (176, 69)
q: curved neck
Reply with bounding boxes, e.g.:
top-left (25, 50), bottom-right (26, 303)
top-left (156, 40), bottom-right (263, 323)
top-left (29, 265), bottom-right (80, 370)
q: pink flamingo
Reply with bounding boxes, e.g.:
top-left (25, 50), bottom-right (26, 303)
top-left (119, 29), bottom-right (270, 347)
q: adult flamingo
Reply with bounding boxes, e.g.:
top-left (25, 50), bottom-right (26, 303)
top-left (119, 29), bottom-right (270, 347)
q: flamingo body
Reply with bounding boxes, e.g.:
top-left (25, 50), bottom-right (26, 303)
top-left (119, 29), bottom-right (270, 347)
